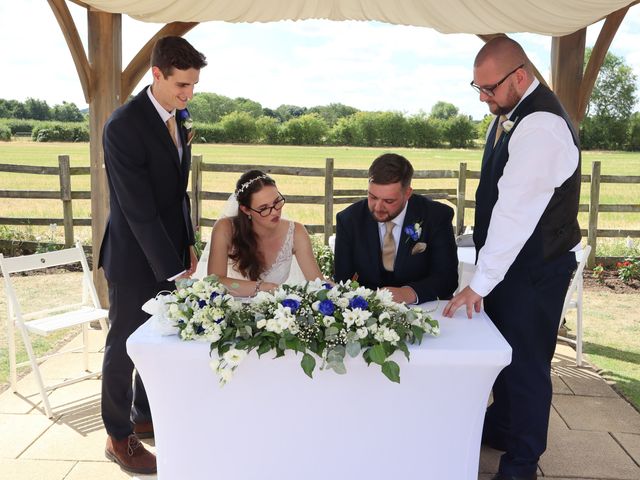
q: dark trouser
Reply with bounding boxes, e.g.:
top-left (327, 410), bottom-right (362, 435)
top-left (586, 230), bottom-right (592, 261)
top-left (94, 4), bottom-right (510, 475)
top-left (483, 252), bottom-right (576, 477)
top-left (101, 280), bottom-right (174, 440)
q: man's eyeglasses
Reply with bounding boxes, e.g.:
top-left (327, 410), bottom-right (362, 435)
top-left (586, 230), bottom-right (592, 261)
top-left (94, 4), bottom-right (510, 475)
top-left (249, 196), bottom-right (286, 217)
top-left (470, 64), bottom-right (524, 97)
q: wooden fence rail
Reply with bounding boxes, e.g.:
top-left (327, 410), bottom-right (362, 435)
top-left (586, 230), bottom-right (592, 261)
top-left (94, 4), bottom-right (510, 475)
top-left (1, 155), bottom-right (639, 268)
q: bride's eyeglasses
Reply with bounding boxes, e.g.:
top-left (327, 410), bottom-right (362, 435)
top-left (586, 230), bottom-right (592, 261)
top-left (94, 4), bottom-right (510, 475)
top-left (249, 196), bottom-right (286, 217)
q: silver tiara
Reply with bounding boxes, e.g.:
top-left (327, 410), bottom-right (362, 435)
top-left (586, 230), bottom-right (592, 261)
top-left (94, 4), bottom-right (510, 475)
top-left (235, 174), bottom-right (271, 197)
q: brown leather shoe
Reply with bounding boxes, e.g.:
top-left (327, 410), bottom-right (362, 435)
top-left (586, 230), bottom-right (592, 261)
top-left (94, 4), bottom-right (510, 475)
top-left (133, 421), bottom-right (154, 439)
top-left (105, 434), bottom-right (157, 474)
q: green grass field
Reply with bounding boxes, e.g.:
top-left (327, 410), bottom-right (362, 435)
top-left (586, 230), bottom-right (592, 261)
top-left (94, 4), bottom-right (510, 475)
top-left (0, 142), bottom-right (638, 255)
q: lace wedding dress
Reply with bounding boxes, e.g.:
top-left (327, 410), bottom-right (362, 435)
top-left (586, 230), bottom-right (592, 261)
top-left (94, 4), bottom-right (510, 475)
top-left (226, 220), bottom-right (305, 284)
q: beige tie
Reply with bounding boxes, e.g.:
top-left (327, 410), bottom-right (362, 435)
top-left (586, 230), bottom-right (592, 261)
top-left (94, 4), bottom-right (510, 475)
top-left (166, 116), bottom-right (179, 148)
top-left (493, 114), bottom-right (507, 147)
top-left (382, 221), bottom-right (396, 272)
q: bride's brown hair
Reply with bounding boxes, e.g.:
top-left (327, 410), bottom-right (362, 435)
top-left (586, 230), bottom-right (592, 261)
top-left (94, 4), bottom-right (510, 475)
top-left (230, 170), bottom-right (277, 280)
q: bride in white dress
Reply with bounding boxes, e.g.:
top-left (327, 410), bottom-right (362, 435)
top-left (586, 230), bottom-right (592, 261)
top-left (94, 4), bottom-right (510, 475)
top-left (207, 170), bottom-right (324, 297)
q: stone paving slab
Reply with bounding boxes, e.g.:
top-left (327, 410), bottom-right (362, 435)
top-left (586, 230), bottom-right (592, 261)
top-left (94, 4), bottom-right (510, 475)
top-left (612, 432), bottom-right (640, 468)
top-left (550, 373), bottom-right (572, 395)
top-left (0, 413), bottom-right (52, 459)
top-left (0, 458), bottom-right (75, 480)
top-left (553, 395), bottom-right (640, 434)
top-left (540, 429), bottom-right (640, 479)
top-left (553, 365), bottom-right (619, 398)
top-left (63, 460), bottom-right (156, 480)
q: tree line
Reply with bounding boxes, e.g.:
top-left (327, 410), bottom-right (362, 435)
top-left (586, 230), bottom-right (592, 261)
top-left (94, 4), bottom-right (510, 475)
top-left (1, 49), bottom-right (638, 149)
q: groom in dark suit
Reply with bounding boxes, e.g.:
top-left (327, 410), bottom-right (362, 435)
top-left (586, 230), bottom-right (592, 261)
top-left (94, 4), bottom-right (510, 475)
top-left (98, 36), bottom-right (207, 474)
top-left (334, 153), bottom-right (458, 303)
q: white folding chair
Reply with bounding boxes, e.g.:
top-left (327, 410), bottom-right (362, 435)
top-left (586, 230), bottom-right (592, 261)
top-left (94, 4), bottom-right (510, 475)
top-left (557, 245), bottom-right (591, 367)
top-left (0, 241), bottom-right (109, 417)
top-left (193, 241), bottom-right (211, 279)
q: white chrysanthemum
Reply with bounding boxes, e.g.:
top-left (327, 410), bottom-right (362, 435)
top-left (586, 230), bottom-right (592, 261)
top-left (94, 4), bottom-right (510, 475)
top-left (369, 324), bottom-right (378, 334)
top-left (378, 311), bottom-right (391, 322)
top-left (327, 288), bottom-right (341, 301)
top-left (383, 327), bottom-right (400, 344)
top-left (375, 288), bottom-right (395, 307)
top-left (266, 318), bottom-right (281, 333)
top-left (256, 319), bottom-right (267, 329)
top-left (253, 291), bottom-right (275, 305)
top-left (223, 348), bottom-right (247, 367)
top-left (356, 327), bottom-right (368, 339)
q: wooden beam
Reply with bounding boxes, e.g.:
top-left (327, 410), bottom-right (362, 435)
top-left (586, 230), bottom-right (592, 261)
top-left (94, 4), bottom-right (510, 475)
top-left (121, 22), bottom-right (199, 102)
top-left (577, 6), bottom-right (629, 122)
top-left (48, 0), bottom-right (92, 102)
top-left (88, 10), bottom-right (122, 306)
top-left (477, 33), bottom-right (549, 88)
top-left (551, 28), bottom-right (586, 129)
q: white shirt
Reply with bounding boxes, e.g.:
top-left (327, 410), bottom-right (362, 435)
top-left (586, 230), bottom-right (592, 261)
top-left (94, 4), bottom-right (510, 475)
top-left (146, 87), bottom-right (183, 160)
top-left (147, 86), bottom-right (187, 281)
top-left (376, 202), bottom-right (418, 303)
top-left (469, 79), bottom-right (580, 297)
top-left (377, 201), bottom-right (408, 253)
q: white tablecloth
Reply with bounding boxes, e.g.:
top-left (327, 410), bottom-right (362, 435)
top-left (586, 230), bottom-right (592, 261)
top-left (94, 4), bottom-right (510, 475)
top-left (127, 302), bottom-right (511, 480)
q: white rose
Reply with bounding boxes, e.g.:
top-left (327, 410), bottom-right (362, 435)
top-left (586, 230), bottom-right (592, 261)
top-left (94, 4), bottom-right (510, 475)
top-left (322, 315), bottom-right (335, 327)
top-left (256, 319), bottom-right (267, 329)
top-left (336, 297), bottom-right (350, 309)
top-left (356, 327), bottom-right (368, 339)
top-left (312, 301), bottom-right (320, 312)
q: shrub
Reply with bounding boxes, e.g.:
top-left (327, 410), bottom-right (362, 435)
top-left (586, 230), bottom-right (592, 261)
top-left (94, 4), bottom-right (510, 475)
top-left (0, 125), bottom-right (11, 141)
top-left (280, 113), bottom-right (328, 145)
top-left (219, 111), bottom-right (258, 143)
top-left (616, 258), bottom-right (640, 283)
top-left (31, 122), bottom-right (89, 142)
top-left (256, 116), bottom-right (281, 145)
top-left (443, 115), bottom-right (476, 148)
top-left (192, 123), bottom-right (226, 143)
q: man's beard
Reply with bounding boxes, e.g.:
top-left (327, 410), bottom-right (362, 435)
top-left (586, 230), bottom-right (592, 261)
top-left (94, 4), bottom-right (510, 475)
top-left (489, 83), bottom-right (521, 115)
top-left (369, 204), bottom-right (404, 223)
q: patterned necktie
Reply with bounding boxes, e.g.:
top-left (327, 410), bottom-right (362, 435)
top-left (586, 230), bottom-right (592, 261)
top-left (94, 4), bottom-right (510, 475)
top-left (493, 114), bottom-right (507, 147)
top-left (382, 221), bottom-right (396, 272)
top-left (166, 116), bottom-right (179, 149)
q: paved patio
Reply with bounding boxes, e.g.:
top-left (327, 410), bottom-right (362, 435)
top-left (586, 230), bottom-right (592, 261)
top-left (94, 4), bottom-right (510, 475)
top-left (1, 331), bottom-right (639, 480)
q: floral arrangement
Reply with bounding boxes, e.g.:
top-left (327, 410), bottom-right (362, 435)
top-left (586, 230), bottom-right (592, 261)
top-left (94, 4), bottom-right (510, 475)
top-left (179, 108), bottom-right (194, 145)
top-left (404, 221), bottom-right (423, 242)
top-left (144, 276), bottom-right (440, 386)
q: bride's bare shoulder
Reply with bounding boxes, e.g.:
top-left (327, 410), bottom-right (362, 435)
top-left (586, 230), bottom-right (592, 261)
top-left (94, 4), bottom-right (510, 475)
top-left (212, 217), bottom-right (233, 238)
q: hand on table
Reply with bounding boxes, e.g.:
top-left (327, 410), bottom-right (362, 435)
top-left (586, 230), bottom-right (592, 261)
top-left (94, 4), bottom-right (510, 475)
top-left (443, 286), bottom-right (483, 319)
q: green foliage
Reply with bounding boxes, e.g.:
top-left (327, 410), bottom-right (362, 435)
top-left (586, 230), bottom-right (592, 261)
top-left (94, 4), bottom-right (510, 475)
top-left (0, 118), bottom-right (36, 134)
top-left (0, 125), bottom-right (10, 141)
top-left (308, 103), bottom-right (359, 127)
top-left (219, 111), bottom-right (259, 143)
top-left (592, 264), bottom-right (605, 284)
top-left (24, 98), bottom-right (52, 121)
top-left (430, 101), bottom-right (459, 120)
top-left (280, 113), bottom-right (328, 145)
top-left (191, 123), bottom-right (226, 143)
top-left (255, 116), bottom-right (280, 144)
top-left (311, 236), bottom-right (334, 279)
top-left (616, 258), bottom-right (640, 283)
top-left (443, 115), bottom-right (476, 148)
top-left (476, 115), bottom-right (494, 141)
top-left (628, 112), bottom-right (640, 151)
top-left (274, 104), bottom-right (307, 122)
top-left (31, 122), bottom-right (89, 142)
top-left (52, 101), bottom-right (84, 122)
top-left (407, 115), bottom-right (443, 148)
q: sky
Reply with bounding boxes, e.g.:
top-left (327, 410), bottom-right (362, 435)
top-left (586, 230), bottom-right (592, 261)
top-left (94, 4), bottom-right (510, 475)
top-left (1, 1), bottom-right (640, 120)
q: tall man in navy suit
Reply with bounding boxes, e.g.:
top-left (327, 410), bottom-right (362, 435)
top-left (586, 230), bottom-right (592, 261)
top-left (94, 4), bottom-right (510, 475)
top-left (334, 153), bottom-right (458, 303)
top-left (98, 36), bottom-right (207, 474)
top-left (444, 37), bottom-right (581, 480)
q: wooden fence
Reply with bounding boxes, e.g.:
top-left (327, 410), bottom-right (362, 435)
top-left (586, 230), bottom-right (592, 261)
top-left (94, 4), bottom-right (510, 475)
top-left (1, 155), bottom-right (639, 268)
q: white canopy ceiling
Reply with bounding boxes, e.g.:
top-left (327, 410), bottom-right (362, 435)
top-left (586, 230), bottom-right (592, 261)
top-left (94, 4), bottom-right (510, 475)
top-left (80, 0), bottom-right (635, 35)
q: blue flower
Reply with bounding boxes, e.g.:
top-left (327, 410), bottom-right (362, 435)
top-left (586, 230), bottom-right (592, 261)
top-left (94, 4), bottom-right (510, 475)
top-left (282, 298), bottom-right (301, 313)
top-left (349, 296), bottom-right (368, 310)
top-left (198, 299), bottom-right (207, 308)
top-left (210, 292), bottom-right (219, 301)
top-left (318, 299), bottom-right (335, 316)
top-left (196, 324), bottom-right (205, 335)
top-left (322, 282), bottom-right (332, 290)
top-left (179, 108), bottom-right (193, 130)
top-left (404, 221), bottom-right (423, 242)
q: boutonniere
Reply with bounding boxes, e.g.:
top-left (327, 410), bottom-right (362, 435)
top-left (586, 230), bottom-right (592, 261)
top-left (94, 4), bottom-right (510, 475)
top-left (404, 221), bottom-right (423, 243)
top-left (179, 109), bottom-right (195, 145)
top-left (501, 116), bottom-right (518, 134)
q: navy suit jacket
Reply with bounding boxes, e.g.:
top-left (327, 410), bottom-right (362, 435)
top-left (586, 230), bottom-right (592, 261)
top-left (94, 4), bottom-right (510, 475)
top-left (334, 195), bottom-right (458, 301)
top-left (98, 87), bottom-right (195, 284)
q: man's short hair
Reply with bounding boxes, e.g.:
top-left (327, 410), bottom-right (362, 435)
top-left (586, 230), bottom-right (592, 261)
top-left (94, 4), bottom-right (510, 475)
top-left (368, 153), bottom-right (414, 188)
top-left (151, 36), bottom-right (207, 78)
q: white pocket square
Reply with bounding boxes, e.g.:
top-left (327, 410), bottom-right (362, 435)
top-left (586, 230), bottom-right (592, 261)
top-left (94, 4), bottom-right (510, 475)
top-left (411, 242), bottom-right (427, 255)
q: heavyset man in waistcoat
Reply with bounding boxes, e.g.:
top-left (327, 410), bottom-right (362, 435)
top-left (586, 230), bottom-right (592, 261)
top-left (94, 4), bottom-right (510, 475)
top-left (444, 37), bottom-right (581, 480)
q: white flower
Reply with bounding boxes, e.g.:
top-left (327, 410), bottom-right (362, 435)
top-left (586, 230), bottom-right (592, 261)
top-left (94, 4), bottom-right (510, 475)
top-left (322, 315), bottom-right (335, 327)
top-left (223, 348), bottom-right (247, 367)
top-left (356, 327), bottom-right (368, 339)
top-left (256, 319), bottom-right (267, 329)
top-left (375, 289), bottom-right (394, 307)
top-left (209, 358), bottom-right (220, 372)
top-left (336, 297), bottom-right (350, 309)
top-left (312, 301), bottom-right (320, 311)
top-left (378, 311), bottom-right (391, 322)
top-left (501, 119), bottom-right (515, 133)
top-left (219, 368), bottom-right (233, 385)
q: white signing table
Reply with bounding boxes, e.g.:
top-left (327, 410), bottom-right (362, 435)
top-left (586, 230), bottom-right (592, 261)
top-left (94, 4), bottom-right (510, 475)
top-left (127, 302), bottom-right (511, 480)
